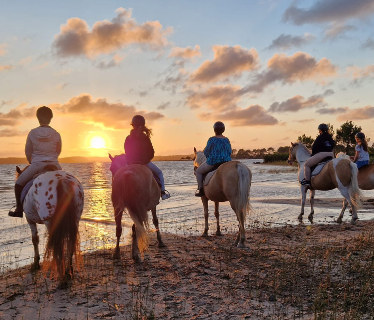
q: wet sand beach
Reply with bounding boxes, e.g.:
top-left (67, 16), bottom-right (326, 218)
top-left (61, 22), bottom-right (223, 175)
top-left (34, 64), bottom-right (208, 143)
top-left (1, 217), bottom-right (374, 319)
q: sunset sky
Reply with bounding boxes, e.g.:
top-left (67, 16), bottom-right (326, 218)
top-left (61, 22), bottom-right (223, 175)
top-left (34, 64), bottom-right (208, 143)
top-left (1, 0), bottom-right (374, 158)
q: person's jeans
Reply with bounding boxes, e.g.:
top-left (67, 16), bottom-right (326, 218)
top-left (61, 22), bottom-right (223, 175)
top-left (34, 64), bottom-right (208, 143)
top-left (146, 162), bottom-right (165, 191)
top-left (195, 162), bottom-right (214, 189)
top-left (356, 160), bottom-right (369, 169)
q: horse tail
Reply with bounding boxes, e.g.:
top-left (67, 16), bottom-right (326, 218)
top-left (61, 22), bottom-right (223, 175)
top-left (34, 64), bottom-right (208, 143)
top-left (44, 179), bottom-right (81, 278)
top-left (348, 161), bottom-right (361, 208)
top-left (235, 163), bottom-right (252, 221)
top-left (112, 169), bottom-right (149, 252)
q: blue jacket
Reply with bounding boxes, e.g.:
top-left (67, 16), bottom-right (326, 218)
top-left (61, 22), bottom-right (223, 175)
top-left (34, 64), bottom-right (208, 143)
top-left (204, 136), bottom-right (232, 165)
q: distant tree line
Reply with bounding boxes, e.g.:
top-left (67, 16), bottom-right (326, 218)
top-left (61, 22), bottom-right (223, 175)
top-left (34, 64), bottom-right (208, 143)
top-left (233, 121), bottom-right (374, 163)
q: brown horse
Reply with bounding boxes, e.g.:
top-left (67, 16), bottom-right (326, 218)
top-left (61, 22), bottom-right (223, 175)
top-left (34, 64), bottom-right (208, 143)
top-left (193, 148), bottom-right (252, 248)
top-left (288, 143), bottom-right (361, 224)
top-left (109, 154), bottom-right (164, 262)
top-left (16, 166), bottom-right (84, 288)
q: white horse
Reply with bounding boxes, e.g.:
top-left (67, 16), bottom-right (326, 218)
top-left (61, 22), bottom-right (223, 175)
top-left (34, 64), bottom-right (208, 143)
top-left (17, 166), bottom-right (84, 287)
top-left (288, 143), bottom-right (361, 224)
top-left (193, 148), bottom-right (252, 247)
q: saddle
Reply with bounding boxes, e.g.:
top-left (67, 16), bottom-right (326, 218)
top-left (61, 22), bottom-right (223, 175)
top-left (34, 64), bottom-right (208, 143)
top-left (20, 164), bottom-right (60, 203)
top-left (310, 156), bottom-right (333, 177)
top-left (202, 162), bottom-right (226, 186)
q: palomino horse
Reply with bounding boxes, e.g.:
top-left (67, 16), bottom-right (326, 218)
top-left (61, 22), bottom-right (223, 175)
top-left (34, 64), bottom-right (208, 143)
top-left (288, 143), bottom-right (361, 224)
top-left (17, 166), bottom-right (84, 287)
top-left (109, 154), bottom-right (164, 262)
top-left (336, 152), bottom-right (374, 190)
top-left (193, 148), bottom-right (252, 248)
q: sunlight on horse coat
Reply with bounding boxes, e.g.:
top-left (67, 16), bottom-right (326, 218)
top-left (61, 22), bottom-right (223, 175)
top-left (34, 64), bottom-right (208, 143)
top-left (289, 143), bottom-right (361, 224)
top-left (193, 148), bottom-right (252, 248)
top-left (20, 168), bottom-right (84, 287)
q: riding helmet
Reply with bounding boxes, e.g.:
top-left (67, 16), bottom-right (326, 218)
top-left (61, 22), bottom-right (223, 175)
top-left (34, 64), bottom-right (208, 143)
top-left (355, 132), bottom-right (365, 140)
top-left (131, 115), bottom-right (145, 127)
top-left (213, 121), bottom-right (225, 134)
top-left (318, 123), bottom-right (328, 132)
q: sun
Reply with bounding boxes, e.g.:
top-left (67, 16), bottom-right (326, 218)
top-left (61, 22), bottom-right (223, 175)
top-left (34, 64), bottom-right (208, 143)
top-left (90, 136), bottom-right (106, 149)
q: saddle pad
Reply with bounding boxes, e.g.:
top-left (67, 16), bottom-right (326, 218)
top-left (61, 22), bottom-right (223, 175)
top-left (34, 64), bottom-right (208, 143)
top-left (203, 169), bottom-right (217, 186)
top-left (311, 161), bottom-right (328, 177)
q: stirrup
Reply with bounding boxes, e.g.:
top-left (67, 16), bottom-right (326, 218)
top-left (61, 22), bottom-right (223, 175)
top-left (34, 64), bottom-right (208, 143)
top-left (161, 190), bottom-right (170, 200)
top-left (300, 179), bottom-right (311, 186)
top-left (195, 188), bottom-right (205, 197)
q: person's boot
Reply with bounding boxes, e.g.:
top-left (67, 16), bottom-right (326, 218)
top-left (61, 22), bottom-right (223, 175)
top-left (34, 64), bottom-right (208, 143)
top-left (9, 184), bottom-right (24, 218)
top-left (195, 187), bottom-right (205, 197)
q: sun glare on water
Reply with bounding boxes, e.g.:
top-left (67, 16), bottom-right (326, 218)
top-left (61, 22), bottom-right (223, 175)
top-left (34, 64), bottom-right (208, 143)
top-left (90, 136), bottom-right (106, 149)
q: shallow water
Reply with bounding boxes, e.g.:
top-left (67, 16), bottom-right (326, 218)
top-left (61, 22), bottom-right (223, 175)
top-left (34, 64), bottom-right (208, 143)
top-left (1, 160), bottom-right (374, 272)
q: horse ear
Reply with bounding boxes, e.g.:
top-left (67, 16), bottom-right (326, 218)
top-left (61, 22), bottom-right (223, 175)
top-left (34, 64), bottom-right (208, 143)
top-left (108, 153), bottom-right (113, 161)
top-left (194, 147), bottom-right (197, 153)
top-left (16, 166), bottom-right (21, 174)
top-left (291, 142), bottom-right (295, 147)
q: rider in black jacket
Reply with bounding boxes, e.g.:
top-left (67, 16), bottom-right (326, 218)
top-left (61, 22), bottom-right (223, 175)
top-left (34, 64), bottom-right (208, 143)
top-left (302, 123), bottom-right (335, 187)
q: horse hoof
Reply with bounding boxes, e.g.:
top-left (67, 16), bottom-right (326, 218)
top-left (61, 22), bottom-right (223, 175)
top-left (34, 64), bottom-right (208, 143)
top-left (113, 250), bottom-right (120, 259)
top-left (57, 280), bottom-right (70, 290)
top-left (132, 255), bottom-right (141, 263)
top-left (350, 217), bottom-right (358, 225)
top-left (308, 217), bottom-right (314, 224)
top-left (298, 215), bottom-right (303, 222)
top-left (216, 231), bottom-right (223, 236)
top-left (336, 217), bottom-right (342, 224)
top-left (30, 263), bottom-right (40, 272)
top-left (236, 243), bottom-right (245, 249)
top-left (202, 232), bottom-right (208, 238)
top-left (158, 241), bottom-right (166, 248)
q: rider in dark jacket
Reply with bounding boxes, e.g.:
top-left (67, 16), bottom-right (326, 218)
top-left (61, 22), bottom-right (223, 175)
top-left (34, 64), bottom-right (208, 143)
top-left (302, 123), bottom-right (335, 187)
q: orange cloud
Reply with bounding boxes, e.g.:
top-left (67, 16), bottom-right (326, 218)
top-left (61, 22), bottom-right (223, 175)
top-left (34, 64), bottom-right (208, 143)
top-left (199, 105), bottom-right (278, 126)
top-left (337, 105), bottom-right (374, 121)
top-left (169, 45), bottom-right (201, 59)
top-left (348, 65), bottom-right (374, 80)
top-left (246, 52), bottom-right (336, 93)
top-left (187, 85), bottom-right (243, 111)
top-left (58, 94), bottom-right (164, 129)
top-left (190, 45), bottom-right (259, 83)
top-left (0, 65), bottom-right (12, 71)
top-left (53, 8), bottom-right (172, 58)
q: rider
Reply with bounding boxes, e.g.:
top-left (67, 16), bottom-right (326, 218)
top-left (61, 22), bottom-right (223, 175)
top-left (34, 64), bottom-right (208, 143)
top-left (353, 132), bottom-right (369, 169)
top-left (9, 106), bottom-right (62, 218)
top-left (195, 121), bottom-right (232, 197)
top-left (302, 123), bottom-right (335, 187)
top-left (124, 115), bottom-right (170, 200)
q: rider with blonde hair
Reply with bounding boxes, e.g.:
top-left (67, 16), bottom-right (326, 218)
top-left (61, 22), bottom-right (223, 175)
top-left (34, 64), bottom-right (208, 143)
top-left (9, 106), bottom-right (62, 217)
top-left (195, 121), bottom-right (232, 197)
top-left (302, 123), bottom-right (335, 187)
top-left (124, 115), bottom-right (170, 200)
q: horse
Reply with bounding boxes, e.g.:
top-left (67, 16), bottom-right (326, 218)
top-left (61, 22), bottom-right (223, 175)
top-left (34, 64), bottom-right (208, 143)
top-left (16, 166), bottom-right (84, 288)
top-left (109, 154), bottom-right (164, 262)
top-left (193, 148), bottom-right (252, 248)
top-left (336, 152), bottom-right (374, 190)
top-left (288, 143), bottom-right (361, 224)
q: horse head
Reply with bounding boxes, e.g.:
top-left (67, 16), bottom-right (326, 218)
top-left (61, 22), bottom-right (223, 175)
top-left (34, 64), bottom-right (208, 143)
top-left (109, 153), bottom-right (127, 176)
top-left (193, 147), bottom-right (206, 171)
top-left (288, 142), bottom-right (298, 165)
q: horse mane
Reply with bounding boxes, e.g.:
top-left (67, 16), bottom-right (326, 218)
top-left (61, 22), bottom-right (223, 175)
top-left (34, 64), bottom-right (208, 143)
top-left (195, 151), bottom-right (206, 166)
top-left (294, 142), bottom-right (311, 155)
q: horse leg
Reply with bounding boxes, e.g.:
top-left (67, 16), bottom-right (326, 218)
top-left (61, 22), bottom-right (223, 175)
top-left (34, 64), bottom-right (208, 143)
top-left (201, 196), bottom-right (209, 237)
top-left (151, 207), bottom-right (165, 247)
top-left (298, 186), bottom-right (307, 222)
top-left (113, 209), bottom-right (123, 259)
top-left (29, 222), bottom-right (40, 271)
top-left (308, 189), bottom-right (315, 223)
top-left (131, 224), bottom-right (141, 263)
top-left (337, 198), bottom-right (349, 224)
top-left (214, 202), bottom-right (222, 236)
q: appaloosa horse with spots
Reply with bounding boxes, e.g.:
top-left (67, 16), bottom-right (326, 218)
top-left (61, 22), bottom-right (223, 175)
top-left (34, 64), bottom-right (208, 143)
top-left (288, 143), bottom-right (361, 224)
top-left (109, 154), bottom-right (164, 262)
top-left (17, 166), bottom-right (84, 287)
